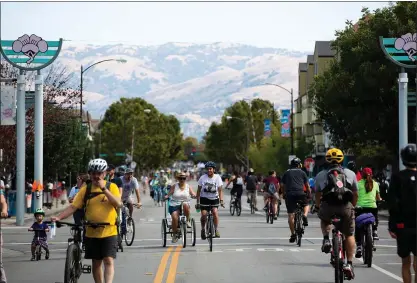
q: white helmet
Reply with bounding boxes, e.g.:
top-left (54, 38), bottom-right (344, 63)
top-left (88, 158), bottom-right (108, 173)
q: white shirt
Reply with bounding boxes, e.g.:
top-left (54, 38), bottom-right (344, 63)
top-left (198, 173), bottom-right (223, 200)
top-left (120, 176), bottom-right (139, 200)
top-left (169, 183), bottom-right (191, 206)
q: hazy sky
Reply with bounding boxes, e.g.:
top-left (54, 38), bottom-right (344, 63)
top-left (1, 1), bottom-right (389, 51)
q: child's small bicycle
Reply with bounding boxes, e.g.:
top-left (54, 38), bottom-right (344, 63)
top-left (29, 228), bottom-right (49, 261)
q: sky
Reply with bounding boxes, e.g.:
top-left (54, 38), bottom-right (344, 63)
top-left (1, 1), bottom-right (390, 51)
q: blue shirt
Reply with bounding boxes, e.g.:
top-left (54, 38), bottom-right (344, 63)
top-left (31, 222), bottom-right (49, 238)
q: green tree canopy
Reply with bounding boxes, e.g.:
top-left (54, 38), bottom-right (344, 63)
top-left (311, 2), bottom-right (417, 168)
top-left (98, 98), bottom-right (182, 169)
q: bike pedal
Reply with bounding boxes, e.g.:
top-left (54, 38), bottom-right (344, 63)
top-left (82, 265), bottom-right (92, 274)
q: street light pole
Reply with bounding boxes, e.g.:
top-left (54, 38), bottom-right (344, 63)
top-left (265, 83), bottom-right (295, 155)
top-left (80, 59), bottom-right (127, 119)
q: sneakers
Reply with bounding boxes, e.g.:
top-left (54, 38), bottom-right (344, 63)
top-left (45, 250), bottom-right (50, 260)
top-left (172, 235), bottom-right (178, 243)
top-left (321, 238), bottom-right (332, 253)
top-left (31, 255), bottom-right (35, 261)
top-left (373, 230), bottom-right (379, 240)
top-left (355, 246), bottom-right (362, 258)
top-left (215, 230), bottom-right (220, 238)
top-left (187, 222), bottom-right (191, 228)
top-left (201, 229), bottom-right (206, 240)
top-left (343, 263), bottom-right (355, 280)
top-left (289, 234), bottom-right (296, 243)
top-left (302, 215), bottom-right (308, 227)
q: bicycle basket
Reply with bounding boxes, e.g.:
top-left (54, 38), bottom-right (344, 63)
top-left (355, 213), bottom-right (375, 228)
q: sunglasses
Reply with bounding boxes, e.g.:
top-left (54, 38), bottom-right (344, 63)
top-left (178, 177), bottom-right (186, 180)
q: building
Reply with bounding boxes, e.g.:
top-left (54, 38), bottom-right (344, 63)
top-left (294, 41), bottom-right (336, 160)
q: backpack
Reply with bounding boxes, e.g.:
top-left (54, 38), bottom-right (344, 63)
top-left (83, 181), bottom-right (112, 221)
top-left (322, 167), bottom-right (353, 204)
top-left (246, 175), bottom-right (257, 190)
top-left (267, 182), bottom-right (277, 195)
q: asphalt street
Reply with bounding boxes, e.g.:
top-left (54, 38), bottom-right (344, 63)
top-left (1, 180), bottom-right (407, 283)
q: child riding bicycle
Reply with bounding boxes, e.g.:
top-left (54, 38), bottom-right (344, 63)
top-left (28, 208), bottom-right (50, 261)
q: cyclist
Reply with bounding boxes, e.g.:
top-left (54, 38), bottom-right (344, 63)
top-left (226, 171), bottom-right (244, 209)
top-left (106, 164), bottom-right (123, 194)
top-left (196, 161), bottom-right (224, 239)
top-left (158, 170), bottom-right (170, 197)
top-left (355, 167), bottom-right (381, 258)
top-left (0, 187), bottom-right (8, 283)
top-left (120, 168), bottom-right (142, 217)
top-left (262, 170), bottom-right (280, 220)
top-left (165, 172), bottom-right (196, 243)
top-left (387, 144), bottom-right (416, 283)
top-left (150, 173), bottom-right (162, 206)
top-left (245, 168), bottom-right (259, 211)
top-left (52, 158), bottom-right (122, 283)
top-left (347, 161), bottom-right (362, 181)
top-left (29, 208), bottom-right (50, 261)
top-left (281, 158), bottom-right (310, 243)
top-left (315, 148), bottom-right (358, 279)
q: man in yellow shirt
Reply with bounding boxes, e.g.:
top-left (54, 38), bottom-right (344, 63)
top-left (52, 158), bottom-right (122, 283)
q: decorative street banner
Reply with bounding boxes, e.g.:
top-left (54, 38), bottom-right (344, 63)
top-left (379, 33), bottom-right (416, 69)
top-left (0, 85), bottom-right (16, 126)
top-left (280, 109), bottom-right (291, 137)
top-left (264, 119), bottom-right (271, 137)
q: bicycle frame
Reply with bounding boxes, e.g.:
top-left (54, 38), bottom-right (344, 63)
top-left (331, 217), bottom-right (346, 282)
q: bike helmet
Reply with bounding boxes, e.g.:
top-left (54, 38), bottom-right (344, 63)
top-left (125, 168), bottom-right (134, 174)
top-left (347, 161), bottom-right (356, 172)
top-left (290, 157), bottom-right (301, 168)
top-left (34, 208), bottom-right (45, 216)
top-left (325, 148), bottom-right (344, 164)
top-left (205, 161), bottom-right (216, 169)
top-left (88, 158), bottom-right (108, 173)
top-left (400, 143), bottom-right (417, 167)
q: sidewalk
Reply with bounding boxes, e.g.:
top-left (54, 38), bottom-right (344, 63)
top-left (1, 202), bottom-right (69, 226)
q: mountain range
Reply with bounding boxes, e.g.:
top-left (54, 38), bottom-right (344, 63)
top-left (55, 42), bottom-right (308, 139)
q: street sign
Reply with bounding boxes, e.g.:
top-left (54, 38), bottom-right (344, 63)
top-left (99, 153), bottom-right (108, 157)
top-left (304, 157), bottom-right (315, 172)
top-left (115, 152), bottom-right (125, 157)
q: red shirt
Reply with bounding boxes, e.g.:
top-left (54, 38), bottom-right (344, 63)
top-left (356, 172), bottom-right (362, 181)
top-left (263, 176), bottom-right (280, 192)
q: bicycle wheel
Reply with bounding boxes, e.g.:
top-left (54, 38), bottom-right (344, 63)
top-left (207, 217), bottom-right (214, 252)
top-left (266, 202), bottom-right (270, 223)
top-left (269, 202), bottom-right (274, 224)
top-left (250, 196), bottom-right (255, 214)
top-left (35, 245), bottom-right (42, 261)
top-left (365, 224), bottom-right (373, 267)
top-left (229, 198), bottom-right (235, 216)
top-left (295, 212), bottom-right (302, 247)
top-left (125, 217), bottom-right (135, 246)
top-left (333, 236), bottom-right (343, 283)
top-left (64, 244), bottom-right (79, 283)
top-left (181, 222), bottom-right (187, 248)
top-left (190, 218), bottom-right (196, 246)
top-left (116, 225), bottom-right (123, 252)
top-left (236, 200), bottom-right (242, 216)
top-left (161, 219), bottom-right (167, 247)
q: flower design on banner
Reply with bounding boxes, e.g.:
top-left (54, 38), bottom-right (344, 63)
top-left (394, 33), bottom-right (417, 62)
top-left (12, 34), bottom-right (48, 64)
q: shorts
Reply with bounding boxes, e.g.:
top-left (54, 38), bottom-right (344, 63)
top-left (230, 186), bottom-right (243, 199)
top-left (318, 201), bottom-right (355, 236)
top-left (264, 192), bottom-right (279, 200)
top-left (199, 197), bottom-right (219, 211)
top-left (32, 237), bottom-right (48, 249)
top-left (168, 203), bottom-right (189, 215)
top-left (396, 230), bottom-right (416, 258)
top-left (84, 236), bottom-right (118, 260)
top-left (122, 196), bottom-right (134, 204)
top-left (285, 194), bottom-right (308, 214)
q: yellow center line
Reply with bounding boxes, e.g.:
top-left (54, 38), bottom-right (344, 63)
top-left (166, 246), bottom-right (183, 283)
top-left (153, 246), bottom-right (173, 283)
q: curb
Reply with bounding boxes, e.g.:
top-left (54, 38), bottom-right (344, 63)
top-left (1, 205), bottom-right (69, 226)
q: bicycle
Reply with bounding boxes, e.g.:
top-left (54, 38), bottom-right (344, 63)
top-left (46, 220), bottom-right (109, 283)
top-left (329, 216), bottom-right (352, 282)
top-left (229, 192), bottom-right (241, 216)
top-left (248, 191), bottom-right (256, 214)
top-left (29, 228), bottom-right (49, 261)
top-left (294, 202), bottom-right (305, 246)
top-left (355, 209), bottom-right (376, 268)
top-left (265, 195), bottom-right (275, 224)
top-left (199, 204), bottom-right (219, 252)
top-left (119, 202), bottom-right (136, 247)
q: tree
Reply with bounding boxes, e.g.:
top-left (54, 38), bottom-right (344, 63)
top-left (98, 98), bottom-right (182, 170)
top-left (310, 2), bottom-right (417, 169)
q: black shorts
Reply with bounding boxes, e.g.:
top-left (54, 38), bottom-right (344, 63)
top-left (396, 231), bottom-right (416, 258)
top-left (285, 194), bottom-right (308, 214)
top-left (200, 197), bottom-right (219, 211)
top-left (84, 236), bottom-right (118, 260)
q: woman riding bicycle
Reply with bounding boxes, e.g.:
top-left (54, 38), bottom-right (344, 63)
top-left (226, 171), bottom-right (244, 208)
top-left (164, 172), bottom-right (196, 243)
top-left (355, 167), bottom-right (381, 258)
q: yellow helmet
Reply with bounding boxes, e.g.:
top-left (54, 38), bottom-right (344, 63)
top-left (325, 148), bottom-right (344, 164)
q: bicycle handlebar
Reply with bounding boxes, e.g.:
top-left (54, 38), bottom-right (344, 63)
top-left (45, 220), bottom-right (110, 228)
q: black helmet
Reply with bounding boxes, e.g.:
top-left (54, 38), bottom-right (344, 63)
top-left (400, 144), bottom-right (416, 167)
top-left (347, 161), bottom-right (356, 172)
top-left (205, 161), bottom-right (216, 169)
top-left (290, 157), bottom-right (301, 168)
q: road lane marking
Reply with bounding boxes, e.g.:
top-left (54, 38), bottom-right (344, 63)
top-left (355, 258), bottom-right (402, 282)
top-left (166, 246), bottom-right (182, 283)
top-left (154, 246), bottom-right (173, 283)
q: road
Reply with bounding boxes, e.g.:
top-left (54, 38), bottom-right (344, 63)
top-left (1, 180), bottom-right (406, 283)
